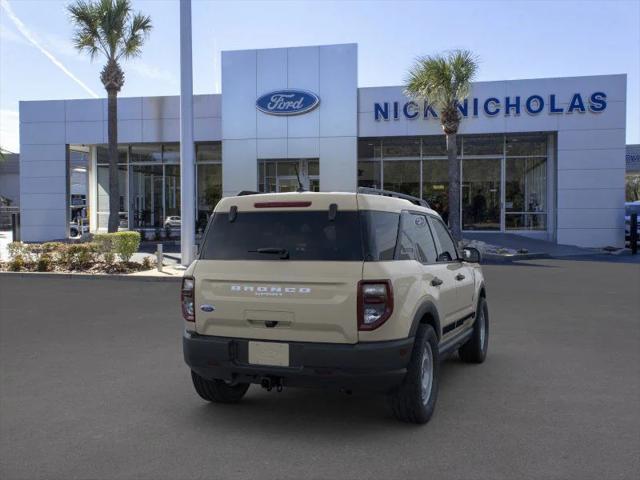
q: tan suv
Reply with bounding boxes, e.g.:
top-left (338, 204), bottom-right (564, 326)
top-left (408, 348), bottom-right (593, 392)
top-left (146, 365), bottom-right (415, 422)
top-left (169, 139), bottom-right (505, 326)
top-left (182, 188), bottom-right (488, 424)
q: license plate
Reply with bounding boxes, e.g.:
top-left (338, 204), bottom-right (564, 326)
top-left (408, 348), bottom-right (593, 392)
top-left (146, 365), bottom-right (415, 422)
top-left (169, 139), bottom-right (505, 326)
top-left (248, 341), bottom-right (289, 367)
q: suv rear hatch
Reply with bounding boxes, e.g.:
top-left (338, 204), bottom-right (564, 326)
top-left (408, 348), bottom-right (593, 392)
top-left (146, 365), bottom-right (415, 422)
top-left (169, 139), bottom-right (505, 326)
top-left (193, 194), bottom-right (363, 344)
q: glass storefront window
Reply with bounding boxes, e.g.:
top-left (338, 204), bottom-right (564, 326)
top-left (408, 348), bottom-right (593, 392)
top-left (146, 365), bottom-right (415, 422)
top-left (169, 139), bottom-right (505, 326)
top-left (421, 136), bottom-right (448, 157)
top-left (164, 165), bottom-right (181, 220)
top-left (95, 141), bottom-right (223, 233)
top-left (462, 158), bottom-right (501, 230)
top-left (258, 159), bottom-right (318, 193)
top-left (97, 164), bottom-right (128, 229)
top-left (505, 157), bottom-right (547, 230)
top-left (130, 144), bottom-right (162, 163)
top-left (163, 144), bottom-right (180, 163)
top-left (506, 133), bottom-right (547, 156)
top-left (358, 139), bottom-right (380, 160)
top-left (357, 134), bottom-right (549, 232)
top-left (381, 137), bottom-right (420, 159)
top-left (131, 164), bottom-right (163, 228)
top-left (463, 135), bottom-right (503, 156)
top-left (383, 160), bottom-right (421, 199)
top-left (196, 163), bottom-right (222, 232)
top-left (422, 159), bottom-right (449, 222)
top-left (197, 143), bottom-right (222, 162)
top-left (357, 161), bottom-right (381, 188)
top-left (97, 145), bottom-right (127, 164)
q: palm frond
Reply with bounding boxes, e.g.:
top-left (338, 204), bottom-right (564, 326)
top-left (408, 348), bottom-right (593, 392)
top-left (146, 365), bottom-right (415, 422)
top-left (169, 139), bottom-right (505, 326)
top-left (405, 49), bottom-right (478, 111)
top-left (118, 12), bottom-right (152, 60)
top-left (67, 0), bottom-right (152, 66)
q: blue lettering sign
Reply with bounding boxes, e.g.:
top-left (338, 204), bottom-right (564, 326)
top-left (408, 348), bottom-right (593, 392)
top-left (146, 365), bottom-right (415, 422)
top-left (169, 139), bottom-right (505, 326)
top-left (424, 103), bottom-right (438, 119)
top-left (589, 92), bottom-right (607, 112)
top-left (374, 102), bottom-right (389, 121)
top-left (505, 96), bottom-right (521, 116)
top-left (484, 98), bottom-right (500, 116)
top-left (549, 94), bottom-right (564, 114)
top-left (403, 101), bottom-right (419, 119)
top-left (457, 99), bottom-right (468, 117)
top-left (525, 95), bottom-right (544, 114)
top-left (256, 90), bottom-right (320, 116)
top-left (373, 91), bottom-right (607, 121)
top-left (568, 93), bottom-right (586, 113)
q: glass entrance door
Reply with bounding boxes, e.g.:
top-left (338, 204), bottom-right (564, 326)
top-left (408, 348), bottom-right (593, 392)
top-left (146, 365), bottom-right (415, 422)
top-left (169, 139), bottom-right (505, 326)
top-left (258, 159), bottom-right (319, 193)
top-left (462, 158), bottom-right (502, 230)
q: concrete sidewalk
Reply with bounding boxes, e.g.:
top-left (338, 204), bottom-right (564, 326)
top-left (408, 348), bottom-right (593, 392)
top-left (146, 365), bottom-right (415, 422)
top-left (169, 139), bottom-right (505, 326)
top-left (464, 232), bottom-right (600, 258)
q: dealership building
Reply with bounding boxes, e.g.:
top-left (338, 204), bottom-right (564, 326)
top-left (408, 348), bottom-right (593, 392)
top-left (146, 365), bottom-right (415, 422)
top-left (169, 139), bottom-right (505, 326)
top-left (19, 43), bottom-right (627, 247)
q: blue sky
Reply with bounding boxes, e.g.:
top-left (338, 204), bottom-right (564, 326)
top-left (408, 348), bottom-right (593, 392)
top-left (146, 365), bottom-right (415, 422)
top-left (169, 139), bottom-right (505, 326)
top-left (1, 0), bottom-right (638, 152)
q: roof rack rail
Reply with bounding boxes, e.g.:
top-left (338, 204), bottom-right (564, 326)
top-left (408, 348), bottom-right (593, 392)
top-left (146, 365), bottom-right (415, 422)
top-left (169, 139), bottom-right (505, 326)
top-left (357, 187), bottom-right (430, 208)
top-left (237, 190), bottom-right (259, 196)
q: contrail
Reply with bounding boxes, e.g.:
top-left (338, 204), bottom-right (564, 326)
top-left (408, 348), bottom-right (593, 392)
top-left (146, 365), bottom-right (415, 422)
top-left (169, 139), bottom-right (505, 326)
top-left (1, 0), bottom-right (100, 98)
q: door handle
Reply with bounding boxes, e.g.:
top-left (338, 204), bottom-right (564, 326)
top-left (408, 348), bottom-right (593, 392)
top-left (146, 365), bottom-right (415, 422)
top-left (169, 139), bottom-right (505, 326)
top-left (455, 274), bottom-right (466, 281)
top-left (431, 277), bottom-right (443, 287)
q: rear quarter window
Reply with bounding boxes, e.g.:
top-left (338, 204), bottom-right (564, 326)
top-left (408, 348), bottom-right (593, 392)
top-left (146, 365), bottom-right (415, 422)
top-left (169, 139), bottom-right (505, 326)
top-left (360, 211), bottom-right (400, 261)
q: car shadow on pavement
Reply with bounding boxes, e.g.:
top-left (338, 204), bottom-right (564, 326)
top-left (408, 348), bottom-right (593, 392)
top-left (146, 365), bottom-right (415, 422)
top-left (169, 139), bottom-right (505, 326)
top-left (181, 356), bottom-right (472, 434)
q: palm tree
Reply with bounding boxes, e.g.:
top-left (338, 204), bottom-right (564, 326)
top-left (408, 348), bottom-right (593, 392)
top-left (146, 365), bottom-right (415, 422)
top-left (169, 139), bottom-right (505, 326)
top-left (405, 50), bottom-right (478, 241)
top-left (68, 0), bottom-right (152, 232)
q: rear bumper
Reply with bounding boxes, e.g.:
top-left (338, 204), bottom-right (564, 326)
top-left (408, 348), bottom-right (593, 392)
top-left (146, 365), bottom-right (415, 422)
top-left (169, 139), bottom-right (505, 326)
top-left (183, 331), bottom-right (414, 392)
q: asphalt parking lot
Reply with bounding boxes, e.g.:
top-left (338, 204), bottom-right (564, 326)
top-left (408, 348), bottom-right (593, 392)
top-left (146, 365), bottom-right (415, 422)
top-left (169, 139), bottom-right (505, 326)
top-left (1, 258), bottom-right (639, 480)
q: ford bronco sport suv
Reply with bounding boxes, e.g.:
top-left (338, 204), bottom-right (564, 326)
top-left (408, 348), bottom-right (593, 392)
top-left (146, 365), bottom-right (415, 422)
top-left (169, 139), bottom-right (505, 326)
top-left (182, 188), bottom-right (488, 424)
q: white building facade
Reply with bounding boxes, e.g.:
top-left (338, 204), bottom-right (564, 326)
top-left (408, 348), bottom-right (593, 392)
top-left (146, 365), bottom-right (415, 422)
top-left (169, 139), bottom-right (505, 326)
top-left (19, 43), bottom-right (627, 247)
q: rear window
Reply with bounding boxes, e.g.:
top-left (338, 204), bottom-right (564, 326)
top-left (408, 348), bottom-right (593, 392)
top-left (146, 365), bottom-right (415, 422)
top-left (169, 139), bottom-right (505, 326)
top-left (200, 211), bottom-right (364, 261)
top-left (200, 209), bottom-right (404, 262)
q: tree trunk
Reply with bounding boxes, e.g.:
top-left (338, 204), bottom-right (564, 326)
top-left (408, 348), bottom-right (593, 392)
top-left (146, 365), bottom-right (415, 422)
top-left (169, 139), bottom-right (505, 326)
top-left (447, 132), bottom-right (462, 241)
top-left (107, 90), bottom-right (120, 233)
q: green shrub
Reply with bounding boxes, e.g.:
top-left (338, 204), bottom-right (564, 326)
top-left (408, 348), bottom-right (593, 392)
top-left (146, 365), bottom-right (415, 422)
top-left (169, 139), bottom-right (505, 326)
top-left (41, 242), bottom-right (64, 253)
top-left (7, 242), bottom-right (27, 260)
top-left (94, 233), bottom-right (115, 264)
top-left (8, 254), bottom-right (25, 271)
top-left (141, 256), bottom-right (153, 270)
top-left (58, 243), bottom-right (99, 270)
top-left (112, 231), bottom-right (140, 262)
top-left (36, 254), bottom-right (53, 272)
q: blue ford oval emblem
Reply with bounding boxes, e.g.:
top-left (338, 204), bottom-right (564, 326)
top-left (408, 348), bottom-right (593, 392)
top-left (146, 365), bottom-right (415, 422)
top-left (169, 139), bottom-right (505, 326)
top-left (200, 304), bottom-right (215, 312)
top-left (256, 89), bottom-right (320, 116)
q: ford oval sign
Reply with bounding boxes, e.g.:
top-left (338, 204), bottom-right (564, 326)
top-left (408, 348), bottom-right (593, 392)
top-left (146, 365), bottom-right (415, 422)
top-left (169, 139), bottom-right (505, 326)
top-left (256, 90), bottom-right (320, 116)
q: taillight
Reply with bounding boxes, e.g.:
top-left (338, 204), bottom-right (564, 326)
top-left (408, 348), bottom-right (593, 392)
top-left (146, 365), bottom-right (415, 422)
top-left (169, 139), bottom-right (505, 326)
top-left (181, 276), bottom-right (195, 322)
top-left (357, 280), bottom-right (393, 331)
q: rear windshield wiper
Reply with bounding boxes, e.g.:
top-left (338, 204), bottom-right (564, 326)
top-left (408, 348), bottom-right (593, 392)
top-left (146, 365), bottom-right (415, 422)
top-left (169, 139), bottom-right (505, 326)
top-left (248, 247), bottom-right (290, 259)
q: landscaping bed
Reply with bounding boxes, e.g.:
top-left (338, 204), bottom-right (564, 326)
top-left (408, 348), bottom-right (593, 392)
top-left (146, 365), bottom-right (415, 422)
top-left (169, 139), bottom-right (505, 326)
top-left (0, 232), bottom-right (155, 274)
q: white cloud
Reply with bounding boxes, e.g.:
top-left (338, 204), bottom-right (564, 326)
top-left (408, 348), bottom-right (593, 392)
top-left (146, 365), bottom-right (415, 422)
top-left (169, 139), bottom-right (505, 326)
top-left (128, 61), bottom-right (178, 86)
top-left (0, 0), bottom-right (99, 98)
top-left (0, 109), bottom-right (19, 153)
top-left (0, 22), bottom-right (29, 47)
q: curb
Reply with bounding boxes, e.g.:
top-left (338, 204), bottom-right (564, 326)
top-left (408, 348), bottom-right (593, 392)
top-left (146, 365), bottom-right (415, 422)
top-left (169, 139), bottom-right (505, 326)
top-left (482, 252), bottom-right (551, 264)
top-left (0, 271), bottom-right (182, 283)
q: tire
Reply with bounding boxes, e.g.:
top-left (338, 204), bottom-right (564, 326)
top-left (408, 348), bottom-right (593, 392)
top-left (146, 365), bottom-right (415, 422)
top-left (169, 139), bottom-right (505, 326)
top-left (389, 324), bottom-right (440, 424)
top-left (190, 370), bottom-right (250, 404)
top-left (459, 297), bottom-right (489, 364)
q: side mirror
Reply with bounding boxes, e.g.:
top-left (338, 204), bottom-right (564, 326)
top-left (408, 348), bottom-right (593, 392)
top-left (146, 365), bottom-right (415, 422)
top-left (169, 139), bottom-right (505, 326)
top-left (462, 247), bottom-right (482, 263)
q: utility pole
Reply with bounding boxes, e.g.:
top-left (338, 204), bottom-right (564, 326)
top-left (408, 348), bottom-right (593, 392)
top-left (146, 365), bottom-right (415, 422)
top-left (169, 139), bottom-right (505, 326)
top-left (179, 0), bottom-right (195, 265)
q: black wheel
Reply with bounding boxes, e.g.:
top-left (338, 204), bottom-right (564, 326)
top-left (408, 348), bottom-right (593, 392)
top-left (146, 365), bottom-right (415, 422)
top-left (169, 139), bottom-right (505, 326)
top-left (389, 324), bottom-right (440, 424)
top-left (459, 297), bottom-right (489, 364)
top-left (70, 228), bottom-right (78, 237)
top-left (190, 370), bottom-right (250, 404)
